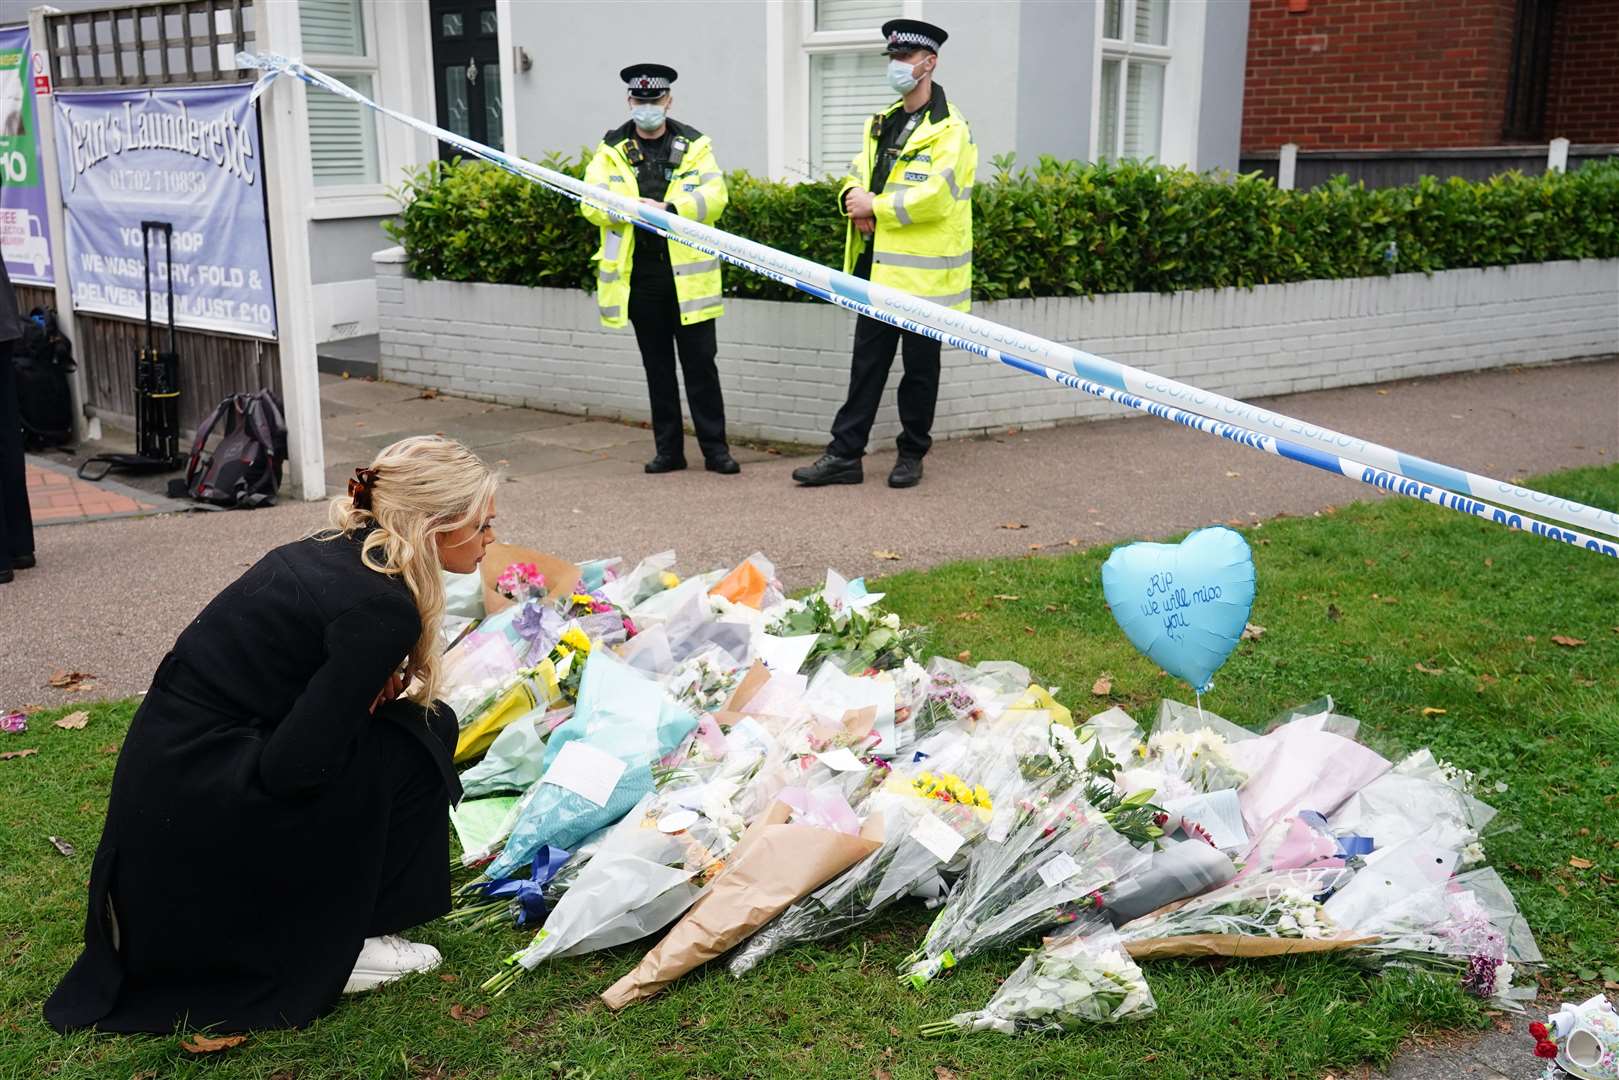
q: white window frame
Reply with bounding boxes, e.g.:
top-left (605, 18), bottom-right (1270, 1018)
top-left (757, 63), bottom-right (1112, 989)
top-left (298, 0), bottom-right (425, 219)
top-left (1091, 0), bottom-right (1206, 170)
top-left (768, 0), bottom-right (921, 182)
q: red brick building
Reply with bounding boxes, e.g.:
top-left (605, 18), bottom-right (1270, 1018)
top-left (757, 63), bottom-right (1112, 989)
top-left (1242, 0), bottom-right (1619, 154)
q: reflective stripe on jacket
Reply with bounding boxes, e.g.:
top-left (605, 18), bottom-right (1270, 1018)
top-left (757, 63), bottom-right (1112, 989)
top-left (581, 119), bottom-right (727, 328)
top-left (837, 84), bottom-right (975, 313)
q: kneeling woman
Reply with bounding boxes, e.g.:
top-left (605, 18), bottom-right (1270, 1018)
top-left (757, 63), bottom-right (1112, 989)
top-left (45, 436), bottom-right (497, 1033)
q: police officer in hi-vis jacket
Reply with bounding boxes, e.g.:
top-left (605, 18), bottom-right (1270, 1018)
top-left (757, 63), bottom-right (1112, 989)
top-left (793, 19), bottom-right (975, 490)
top-left (582, 64), bottom-right (738, 475)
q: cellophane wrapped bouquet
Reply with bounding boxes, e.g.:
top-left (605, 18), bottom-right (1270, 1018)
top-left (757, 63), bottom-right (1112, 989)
top-left (922, 918), bottom-right (1157, 1035)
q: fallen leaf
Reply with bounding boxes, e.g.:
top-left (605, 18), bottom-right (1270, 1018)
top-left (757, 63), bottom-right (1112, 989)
top-left (999, 522), bottom-right (1027, 530)
top-left (1092, 675), bottom-right (1113, 696)
top-left (872, 550), bottom-right (902, 561)
top-left (0, 748), bottom-right (38, 761)
top-left (991, 594), bottom-right (1022, 602)
top-left (47, 835), bottom-right (75, 857)
top-left (1066, 537), bottom-right (1080, 546)
top-left (419, 388), bottom-right (439, 399)
top-left (1569, 857), bottom-right (1594, 869)
top-left (449, 1003), bottom-right (490, 1025)
top-left (935, 1069), bottom-right (960, 1080)
top-left (1044, 604), bottom-right (1059, 612)
top-left (1551, 635), bottom-right (1586, 648)
top-left (1023, 626), bottom-right (1036, 635)
top-left (956, 650), bottom-right (971, 662)
top-left (439, 973), bottom-right (459, 983)
top-left (99, 744), bottom-right (119, 755)
top-left (1241, 623), bottom-right (1266, 641)
top-left (47, 670), bottom-right (97, 692)
top-left (54, 711), bottom-right (90, 730)
top-left (1484, 557), bottom-right (1494, 567)
top-left (1225, 471), bottom-right (1241, 479)
top-left (1413, 662), bottom-right (1445, 675)
top-left (953, 611), bottom-right (981, 622)
top-left (874, 1071), bottom-right (893, 1080)
top-left (1027, 543), bottom-right (1042, 551)
top-left (1421, 707), bottom-right (1447, 717)
top-left (1326, 604), bottom-right (1342, 622)
top-left (180, 1033), bottom-right (247, 1054)
top-left (1376, 388), bottom-right (1389, 395)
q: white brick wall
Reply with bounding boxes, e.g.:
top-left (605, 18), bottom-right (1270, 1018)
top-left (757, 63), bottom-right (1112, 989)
top-left (373, 247), bottom-right (1619, 446)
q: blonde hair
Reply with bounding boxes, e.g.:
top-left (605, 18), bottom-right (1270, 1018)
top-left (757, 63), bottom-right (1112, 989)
top-left (324, 435), bottom-right (498, 707)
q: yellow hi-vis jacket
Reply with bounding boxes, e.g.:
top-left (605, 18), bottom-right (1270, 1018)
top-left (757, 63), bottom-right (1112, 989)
top-left (582, 119), bottom-right (727, 328)
top-left (837, 84), bottom-right (975, 312)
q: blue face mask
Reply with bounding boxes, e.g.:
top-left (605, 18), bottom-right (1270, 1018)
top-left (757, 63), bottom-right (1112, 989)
top-left (887, 57), bottom-right (921, 94)
top-left (632, 104), bottom-right (666, 131)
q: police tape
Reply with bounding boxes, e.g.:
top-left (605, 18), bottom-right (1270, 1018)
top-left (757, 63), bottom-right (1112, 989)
top-left (241, 53), bottom-right (1619, 554)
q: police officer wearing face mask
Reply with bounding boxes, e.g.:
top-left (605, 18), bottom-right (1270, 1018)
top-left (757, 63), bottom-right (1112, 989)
top-left (582, 64), bottom-right (738, 475)
top-left (793, 19), bottom-right (975, 490)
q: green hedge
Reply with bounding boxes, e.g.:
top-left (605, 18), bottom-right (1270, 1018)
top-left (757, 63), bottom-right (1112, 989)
top-left (385, 153), bottom-right (1619, 303)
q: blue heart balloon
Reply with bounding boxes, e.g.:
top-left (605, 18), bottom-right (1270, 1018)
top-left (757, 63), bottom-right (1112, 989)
top-left (1101, 527), bottom-right (1256, 693)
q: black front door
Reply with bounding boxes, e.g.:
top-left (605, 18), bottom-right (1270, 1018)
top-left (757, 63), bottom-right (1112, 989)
top-left (430, 0), bottom-right (502, 160)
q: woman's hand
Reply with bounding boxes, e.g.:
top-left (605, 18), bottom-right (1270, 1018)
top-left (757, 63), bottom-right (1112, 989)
top-left (369, 667), bottom-right (408, 714)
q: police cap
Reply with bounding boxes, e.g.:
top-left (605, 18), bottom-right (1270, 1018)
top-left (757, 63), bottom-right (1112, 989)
top-left (881, 19), bottom-right (947, 55)
top-left (620, 63), bottom-right (677, 100)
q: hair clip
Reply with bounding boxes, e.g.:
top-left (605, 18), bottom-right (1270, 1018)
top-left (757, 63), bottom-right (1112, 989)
top-left (348, 466), bottom-right (380, 511)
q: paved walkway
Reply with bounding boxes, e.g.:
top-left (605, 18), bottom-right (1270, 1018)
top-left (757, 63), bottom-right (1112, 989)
top-left (25, 456), bottom-right (186, 526)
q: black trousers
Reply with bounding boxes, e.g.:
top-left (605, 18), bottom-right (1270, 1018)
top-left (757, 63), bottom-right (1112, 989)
top-left (368, 701), bottom-right (458, 936)
top-left (828, 314), bottom-right (942, 460)
top-left (0, 339), bottom-right (35, 573)
top-left (628, 275), bottom-right (728, 462)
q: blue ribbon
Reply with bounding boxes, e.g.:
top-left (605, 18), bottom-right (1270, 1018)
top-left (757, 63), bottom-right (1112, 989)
top-left (1298, 811), bottom-right (1374, 860)
top-left (475, 844), bottom-right (570, 927)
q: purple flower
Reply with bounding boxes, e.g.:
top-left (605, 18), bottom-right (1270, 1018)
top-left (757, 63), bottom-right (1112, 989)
top-left (1460, 953), bottom-right (1499, 998)
top-left (0, 711), bottom-right (26, 734)
top-left (514, 602), bottom-right (563, 653)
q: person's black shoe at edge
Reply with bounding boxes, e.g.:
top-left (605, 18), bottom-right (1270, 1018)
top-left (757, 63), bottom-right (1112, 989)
top-left (791, 453), bottom-right (863, 486)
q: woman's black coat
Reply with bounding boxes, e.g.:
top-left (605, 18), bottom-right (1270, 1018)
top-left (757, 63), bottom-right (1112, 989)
top-left (44, 530), bottom-right (460, 1033)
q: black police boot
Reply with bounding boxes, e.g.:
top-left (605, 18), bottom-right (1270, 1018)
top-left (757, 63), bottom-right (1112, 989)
top-left (705, 452), bottom-right (741, 475)
top-left (791, 452), bottom-right (863, 486)
top-left (11, 553), bottom-right (35, 570)
top-left (888, 455), bottom-right (924, 489)
top-left (644, 455), bottom-right (688, 474)
top-left (0, 568), bottom-right (12, 585)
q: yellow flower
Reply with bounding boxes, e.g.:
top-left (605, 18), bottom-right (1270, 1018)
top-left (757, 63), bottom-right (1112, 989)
top-left (561, 627), bottom-right (593, 653)
top-left (659, 571), bottom-right (681, 589)
top-left (973, 785), bottom-right (992, 808)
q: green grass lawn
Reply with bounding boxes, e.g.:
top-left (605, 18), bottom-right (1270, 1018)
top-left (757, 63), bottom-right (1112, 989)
top-left (4, 464), bottom-right (1617, 1080)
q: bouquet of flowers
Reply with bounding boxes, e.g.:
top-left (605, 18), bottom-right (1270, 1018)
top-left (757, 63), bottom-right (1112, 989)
top-left (899, 775), bottom-right (1148, 987)
top-left (601, 782), bottom-right (884, 1009)
top-left (1141, 726), bottom-right (1249, 795)
top-left (921, 918), bottom-right (1157, 1035)
top-left (495, 562), bottom-right (548, 604)
top-left (1118, 868), bottom-right (1362, 960)
top-left (764, 589), bottom-right (926, 675)
top-left (483, 767), bottom-right (757, 993)
top-left (481, 648), bottom-right (697, 883)
top-left (1331, 865), bottom-right (1540, 1009)
top-left (727, 762), bottom-right (996, 978)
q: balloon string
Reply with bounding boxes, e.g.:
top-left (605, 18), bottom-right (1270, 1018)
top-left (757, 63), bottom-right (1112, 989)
top-left (1195, 691), bottom-right (1206, 724)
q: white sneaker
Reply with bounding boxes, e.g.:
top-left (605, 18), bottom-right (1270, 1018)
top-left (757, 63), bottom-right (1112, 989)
top-left (342, 934), bottom-right (443, 993)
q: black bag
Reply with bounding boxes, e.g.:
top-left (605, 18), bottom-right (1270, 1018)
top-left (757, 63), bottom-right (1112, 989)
top-left (14, 307), bottom-right (76, 450)
top-left (167, 390), bottom-right (288, 509)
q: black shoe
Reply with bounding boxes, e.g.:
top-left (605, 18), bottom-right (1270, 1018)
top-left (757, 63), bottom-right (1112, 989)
top-left (888, 456), bottom-right (924, 488)
top-left (10, 554), bottom-right (34, 570)
top-left (705, 453), bottom-right (740, 475)
top-left (644, 455), bottom-right (688, 474)
top-left (792, 452), bottom-right (863, 486)
top-left (0, 568), bottom-right (12, 584)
